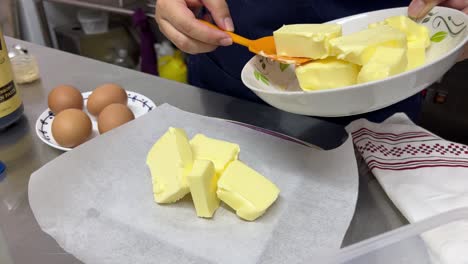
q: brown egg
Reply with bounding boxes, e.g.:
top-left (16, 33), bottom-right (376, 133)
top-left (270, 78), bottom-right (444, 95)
top-left (98, 103), bottom-right (135, 134)
top-left (86, 83), bottom-right (127, 116)
top-left (52, 109), bottom-right (92, 148)
top-left (48, 85), bottom-right (83, 114)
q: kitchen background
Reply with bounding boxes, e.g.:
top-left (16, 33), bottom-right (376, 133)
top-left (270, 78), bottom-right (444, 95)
top-left (2, 0), bottom-right (467, 144)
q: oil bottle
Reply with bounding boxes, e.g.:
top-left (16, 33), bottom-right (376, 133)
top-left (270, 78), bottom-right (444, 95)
top-left (0, 27), bottom-right (24, 130)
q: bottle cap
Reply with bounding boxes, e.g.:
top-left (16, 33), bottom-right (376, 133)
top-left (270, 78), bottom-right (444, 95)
top-left (117, 48), bottom-right (128, 58)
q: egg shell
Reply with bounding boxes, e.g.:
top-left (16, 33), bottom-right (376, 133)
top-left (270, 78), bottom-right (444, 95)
top-left (86, 83), bottom-right (128, 116)
top-left (98, 103), bottom-right (135, 134)
top-left (48, 85), bottom-right (83, 114)
top-left (52, 109), bottom-right (92, 148)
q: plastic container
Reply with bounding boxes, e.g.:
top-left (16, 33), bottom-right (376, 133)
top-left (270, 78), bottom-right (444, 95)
top-left (158, 50), bottom-right (187, 83)
top-left (312, 208), bottom-right (468, 264)
top-left (8, 44), bottom-right (40, 84)
top-left (113, 48), bottom-right (135, 69)
top-left (77, 9), bottom-right (109, 35)
top-left (155, 41), bottom-right (175, 58)
top-left (155, 41), bottom-right (187, 83)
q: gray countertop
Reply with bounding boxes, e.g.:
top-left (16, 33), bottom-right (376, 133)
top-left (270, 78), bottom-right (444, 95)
top-left (0, 37), bottom-right (407, 264)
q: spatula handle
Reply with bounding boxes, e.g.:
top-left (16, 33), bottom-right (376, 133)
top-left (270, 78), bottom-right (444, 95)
top-left (198, 20), bottom-right (252, 47)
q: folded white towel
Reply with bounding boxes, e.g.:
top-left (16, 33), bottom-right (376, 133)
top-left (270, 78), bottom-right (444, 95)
top-left (346, 113), bottom-right (468, 264)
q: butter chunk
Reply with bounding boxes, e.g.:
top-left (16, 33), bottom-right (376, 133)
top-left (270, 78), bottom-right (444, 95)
top-left (357, 47), bottom-right (407, 83)
top-left (295, 58), bottom-right (360, 91)
top-left (368, 21), bottom-right (387, 29)
top-left (330, 25), bottom-right (407, 65)
top-left (273, 24), bottom-right (342, 59)
top-left (217, 160), bottom-right (280, 221)
top-left (407, 40), bottom-right (426, 70)
top-left (383, 16), bottom-right (430, 48)
top-left (146, 127), bottom-right (192, 204)
top-left (187, 160), bottom-right (220, 218)
top-left (190, 134), bottom-right (240, 175)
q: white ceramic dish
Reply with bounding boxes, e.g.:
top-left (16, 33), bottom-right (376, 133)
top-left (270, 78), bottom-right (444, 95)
top-left (36, 91), bottom-right (156, 151)
top-left (241, 7), bottom-right (467, 117)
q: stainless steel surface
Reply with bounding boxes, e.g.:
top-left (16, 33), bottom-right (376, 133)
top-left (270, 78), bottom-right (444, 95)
top-left (0, 0), bottom-right (17, 37)
top-left (0, 37), bottom-right (407, 264)
top-left (43, 0), bottom-right (155, 18)
top-left (36, 0), bottom-right (53, 47)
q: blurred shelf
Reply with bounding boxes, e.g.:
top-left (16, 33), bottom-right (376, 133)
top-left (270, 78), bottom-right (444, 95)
top-left (147, 0), bottom-right (155, 9)
top-left (43, 0), bottom-right (155, 18)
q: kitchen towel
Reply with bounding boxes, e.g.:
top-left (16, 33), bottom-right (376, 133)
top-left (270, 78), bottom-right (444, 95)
top-left (346, 113), bottom-right (468, 264)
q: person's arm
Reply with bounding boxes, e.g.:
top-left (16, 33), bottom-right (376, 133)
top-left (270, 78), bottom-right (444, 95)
top-left (155, 0), bottom-right (467, 57)
top-left (155, 0), bottom-right (234, 54)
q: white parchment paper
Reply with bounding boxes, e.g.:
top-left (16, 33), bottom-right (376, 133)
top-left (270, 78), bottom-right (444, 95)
top-left (29, 104), bottom-right (358, 264)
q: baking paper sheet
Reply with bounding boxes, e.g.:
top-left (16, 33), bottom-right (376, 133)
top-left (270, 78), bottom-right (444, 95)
top-left (29, 104), bottom-right (358, 264)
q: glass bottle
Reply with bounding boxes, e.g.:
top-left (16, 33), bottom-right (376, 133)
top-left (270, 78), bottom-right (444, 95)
top-left (0, 28), bottom-right (24, 130)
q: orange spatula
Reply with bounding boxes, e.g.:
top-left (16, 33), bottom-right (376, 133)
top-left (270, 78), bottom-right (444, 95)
top-left (200, 20), bottom-right (312, 65)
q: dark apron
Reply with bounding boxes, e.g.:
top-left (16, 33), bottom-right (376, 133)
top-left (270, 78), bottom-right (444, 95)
top-left (188, 0), bottom-right (422, 125)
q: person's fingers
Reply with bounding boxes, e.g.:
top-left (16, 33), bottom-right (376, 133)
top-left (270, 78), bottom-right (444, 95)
top-left (158, 19), bottom-right (219, 54)
top-left (406, 0), bottom-right (468, 61)
top-left (162, 1), bottom-right (232, 46)
top-left (408, 0), bottom-right (444, 18)
top-left (457, 43), bottom-right (468, 62)
top-left (155, 0), bottom-right (232, 51)
top-left (409, 0), bottom-right (468, 18)
top-left (185, 0), bottom-right (203, 15)
top-left (185, 0), bottom-right (203, 7)
top-left (202, 12), bottom-right (213, 23)
top-left (202, 0), bottom-right (234, 31)
top-left (440, 0), bottom-right (468, 11)
top-left (408, 0), bottom-right (445, 19)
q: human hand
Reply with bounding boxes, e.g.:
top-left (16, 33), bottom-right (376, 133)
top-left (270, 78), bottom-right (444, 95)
top-left (408, 0), bottom-right (468, 61)
top-left (155, 0), bottom-right (234, 54)
top-left (408, 0), bottom-right (468, 18)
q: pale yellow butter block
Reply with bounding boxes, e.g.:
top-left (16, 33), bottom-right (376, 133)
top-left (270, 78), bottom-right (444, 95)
top-left (217, 160), bottom-right (280, 221)
top-left (187, 159), bottom-right (220, 218)
top-left (357, 47), bottom-right (407, 83)
top-left (329, 25), bottom-right (407, 65)
top-left (407, 40), bottom-right (426, 70)
top-left (190, 134), bottom-right (240, 175)
top-left (368, 21), bottom-right (387, 29)
top-left (384, 16), bottom-right (430, 48)
top-left (273, 24), bottom-right (342, 59)
top-left (295, 58), bottom-right (360, 91)
top-left (146, 127), bottom-right (192, 203)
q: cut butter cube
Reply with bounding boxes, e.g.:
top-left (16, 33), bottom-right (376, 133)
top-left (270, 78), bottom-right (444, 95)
top-left (329, 25), bottom-right (407, 65)
top-left (407, 40), bottom-right (426, 70)
top-left (357, 47), bottom-right (407, 83)
top-left (190, 134), bottom-right (240, 175)
top-left (383, 15), bottom-right (430, 48)
top-left (273, 24), bottom-right (342, 59)
top-left (295, 58), bottom-right (360, 91)
top-left (187, 160), bottom-right (220, 218)
top-left (146, 127), bottom-right (192, 203)
top-left (368, 21), bottom-right (387, 29)
top-left (217, 160), bottom-right (280, 221)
